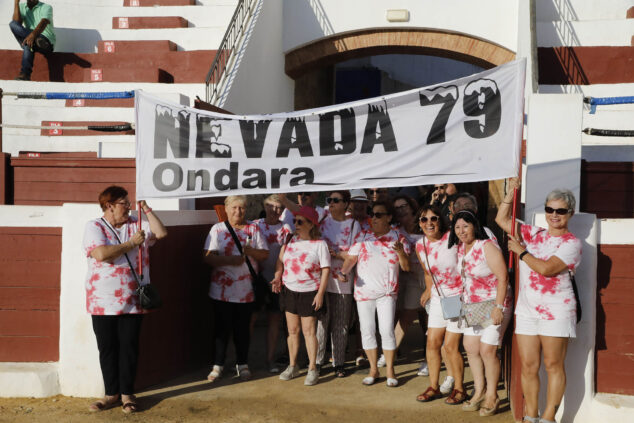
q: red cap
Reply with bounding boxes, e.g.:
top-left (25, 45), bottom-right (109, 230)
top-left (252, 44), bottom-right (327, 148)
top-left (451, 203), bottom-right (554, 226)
top-left (293, 206), bottom-right (319, 226)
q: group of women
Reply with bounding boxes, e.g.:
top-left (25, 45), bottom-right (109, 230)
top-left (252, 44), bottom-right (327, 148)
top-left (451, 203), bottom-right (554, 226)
top-left (85, 181), bottom-right (582, 423)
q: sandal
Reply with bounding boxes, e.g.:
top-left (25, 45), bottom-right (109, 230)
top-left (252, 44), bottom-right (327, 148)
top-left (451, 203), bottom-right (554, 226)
top-left (416, 386), bottom-right (442, 402)
top-left (207, 365), bottom-right (223, 382)
top-left (335, 366), bottom-right (347, 378)
top-left (444, 389), bottom-right (467, 405)
top-left (88, 395), bottom-right (120, 412)
top-left (479, 397), bottom-right (500, 416)
top-left (121, 401), bottom-right (138, 414)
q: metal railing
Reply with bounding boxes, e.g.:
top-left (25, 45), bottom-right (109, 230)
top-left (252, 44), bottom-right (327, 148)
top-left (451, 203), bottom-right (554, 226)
top-left (205, 0), bottom-right (257, 104)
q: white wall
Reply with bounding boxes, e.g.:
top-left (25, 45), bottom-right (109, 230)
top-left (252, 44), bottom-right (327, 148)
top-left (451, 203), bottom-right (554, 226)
top-left (283, 0), bottom-right (519, 53)
top-left (525, 94), bottom-right (583, 219)
top-left (219, 0), bottom-right (294, 114)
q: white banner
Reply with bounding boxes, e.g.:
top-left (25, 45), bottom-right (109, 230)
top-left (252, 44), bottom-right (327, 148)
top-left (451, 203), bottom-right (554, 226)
top-left (135, 59), bottom-right (525, 199)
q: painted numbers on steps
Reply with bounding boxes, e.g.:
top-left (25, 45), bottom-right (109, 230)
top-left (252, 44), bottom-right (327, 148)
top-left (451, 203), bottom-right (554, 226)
top-left (130, 0), bottom-right (140, 6)
top-left (72, 99), bottom-right (85, 107)
top-left (104, 41), bottom-right (115, 53)
top-left (118, 17), bottom-right (129, 29)
top-left (49, 122), bottom-right (62, 136)
top-left (91, 69), bottom-right (103, 82)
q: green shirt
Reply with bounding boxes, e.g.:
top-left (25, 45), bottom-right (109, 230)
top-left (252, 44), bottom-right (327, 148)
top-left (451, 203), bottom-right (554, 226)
top-left (19, 1), bottom-right (55, 46)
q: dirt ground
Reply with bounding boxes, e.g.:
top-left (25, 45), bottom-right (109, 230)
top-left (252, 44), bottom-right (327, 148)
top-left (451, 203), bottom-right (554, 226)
top-left (0, 321), bottom-right (514, 423)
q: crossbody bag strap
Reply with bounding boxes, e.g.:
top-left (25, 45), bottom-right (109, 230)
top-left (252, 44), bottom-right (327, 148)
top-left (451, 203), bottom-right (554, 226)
top-left (422, 235), bottom-right (444, 298)
top-left (100, 217), bottom-right (142, 289)
top-left (225, 221), bottom-right (258, 280)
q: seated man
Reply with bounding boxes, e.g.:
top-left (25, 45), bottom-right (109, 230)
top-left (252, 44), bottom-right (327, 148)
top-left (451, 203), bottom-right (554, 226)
top-left (10, 0), bottom-right (55, 81)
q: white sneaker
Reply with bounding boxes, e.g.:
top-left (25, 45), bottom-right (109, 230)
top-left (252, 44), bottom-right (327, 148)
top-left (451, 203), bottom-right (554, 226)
top-left (417, 361), bottom-right (429, 376)
top-left (304, 368), bottom-right (319, 386)
top-left (279, 365), bottom-right (300, 381)
top-left (439, 375), bottom-right (455, 395)
top-left (377, 354), bottom-right (386, 367)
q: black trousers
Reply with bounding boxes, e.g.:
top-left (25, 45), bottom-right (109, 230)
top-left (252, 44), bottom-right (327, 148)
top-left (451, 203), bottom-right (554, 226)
top-left (91, 314), bottom-right (143, 396)
top-left (213, 300), bottom-right (253, 366)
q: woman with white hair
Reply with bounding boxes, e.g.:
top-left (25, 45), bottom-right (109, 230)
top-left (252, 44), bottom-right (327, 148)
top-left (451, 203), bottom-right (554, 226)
top-left (496, 178), bottom-right (582, 423)
top-left (204, 195), bottom-right (269, 382)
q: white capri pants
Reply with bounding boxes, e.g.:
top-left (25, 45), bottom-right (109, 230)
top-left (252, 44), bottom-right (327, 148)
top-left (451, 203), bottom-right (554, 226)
top-left (356, 295), bottom-right (397, 351)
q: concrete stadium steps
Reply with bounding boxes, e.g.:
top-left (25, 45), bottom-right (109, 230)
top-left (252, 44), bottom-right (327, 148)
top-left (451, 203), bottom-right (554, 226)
top-left (65, 98), bottom-right (135, 107)
top-left (536, 0), bottom-right (634, 22)
top-left (0, 49), bottom-right (216, 83)
top-left (97, 40), bottom-right (177, 53)
top-left (5, 105), bottom-right (134, 129)
top-left (537, 46), bottom-right (634, 85)
top-left (536, 19), bottom-right (634, 47)
top-left (124, 0), bottom-right (196, 6)
top-left (39, 121), bottom-right (134, 137)
top-left (2, 134), bottom-right (134, 157)
top-left (112, 16), bottom-right (189, 29)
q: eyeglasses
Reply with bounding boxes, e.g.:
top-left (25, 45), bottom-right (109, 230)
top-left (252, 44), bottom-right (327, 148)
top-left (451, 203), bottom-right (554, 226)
top-left (293, 219), bottom-right (305, 226)
top-left (265, 203), bottom-right (284, 211)
top-left (544, 206), bottom-right (570, 215)
top-left (369, 211), bottom-right (389, 219)
top-left (420, 216), bottom-right (439, 223)
top-left (326, 197), bottom-right (344, 204)
top-left (114, 200), bottom-right (131, 208)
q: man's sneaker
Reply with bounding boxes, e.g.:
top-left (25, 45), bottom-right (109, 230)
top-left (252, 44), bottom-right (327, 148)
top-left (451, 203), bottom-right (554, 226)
top-left (279, 365), bottom-right (299, 381)
top-left (439, 375), bottom-right (455, 394)
top-left (417, 361), bottom-right (429, 376)
top-left (377, 354), bottom-right (386, 367)
top-left (304, 368), bottom-right (319, 386)
top-left (15, 73), bottom-right (30, 81)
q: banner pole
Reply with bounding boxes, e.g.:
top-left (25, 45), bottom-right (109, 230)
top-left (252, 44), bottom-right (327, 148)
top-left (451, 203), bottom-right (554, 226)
top-left (508, 187), bottom-right (519, 270)
top-left (137, 201), bottom-right (143, 280)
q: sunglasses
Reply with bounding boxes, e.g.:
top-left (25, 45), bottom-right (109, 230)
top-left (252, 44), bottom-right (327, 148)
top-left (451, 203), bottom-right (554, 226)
top-left (293, 218), bottom-right (306, 226)
top-left (420, 216), bottom-right (439, 223)
top-left (114, 200), bottom-right (131, 207)
top-left (544, 206), bottom-right (570, 215)
top-left (326, 197), bottom-right (344, 204)
top-left (369, 211), bottom-right (389, 219)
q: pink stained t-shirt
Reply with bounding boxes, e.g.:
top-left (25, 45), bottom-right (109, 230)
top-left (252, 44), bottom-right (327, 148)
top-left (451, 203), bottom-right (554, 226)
top-left (282, 236), bottom-right (331, 293)
top-left (416, 231), bottom-right (462, 298)
top-left (319, 215), bottom-right (361, 294)
top-left (204, 221), bottom-right (267, 303)
top-left (457, 238), bottom-right (512, 308)
top-left (349, 229), bottom-right (411, 302)
top-left (516, 224), bottom-right (582, 320)
top-left (83, 216), bottom-right (153, 315)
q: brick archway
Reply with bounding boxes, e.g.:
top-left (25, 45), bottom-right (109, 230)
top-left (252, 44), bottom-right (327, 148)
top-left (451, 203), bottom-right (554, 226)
top-left (285, 28), bottom-right (515, 79)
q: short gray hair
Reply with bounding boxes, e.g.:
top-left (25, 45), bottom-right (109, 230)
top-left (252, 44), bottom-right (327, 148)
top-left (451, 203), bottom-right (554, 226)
top-left (225, 195), bottom-right (247, 207)
top-left (545, 189), bottom-right (576, 214)
top-left (453, 192), bottom-right (478, 213)
top-left (263, 194), bottom-right (283, 206)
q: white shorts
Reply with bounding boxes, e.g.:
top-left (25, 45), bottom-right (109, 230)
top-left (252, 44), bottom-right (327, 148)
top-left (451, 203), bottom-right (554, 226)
top-left (426, 296), bottom-right (462, 334)
top-left (462, 308), bottom-right (512, 346)
top-left (514, 314), bottom-right (576, 338)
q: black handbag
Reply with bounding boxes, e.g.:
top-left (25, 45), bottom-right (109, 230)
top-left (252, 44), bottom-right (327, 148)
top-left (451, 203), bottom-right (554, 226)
top-left (100, 218), bottom-right (162, 310)
top-left (569, 270), bottom-right (582, 323)
top-left (225, 221), bottom-right (266, 301)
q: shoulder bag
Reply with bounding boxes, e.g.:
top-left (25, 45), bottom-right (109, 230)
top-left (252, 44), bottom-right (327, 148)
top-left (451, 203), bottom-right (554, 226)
top-left (569, 270), bottom-right (582, 323)
top-left (421, 236), bottom-right (462, 319)
top-left (225, 221), bottom-right (268, 303)
top-left (100, 218), bottom-right (162, 310)
top-left (459, 254), bottom-right (496, 328)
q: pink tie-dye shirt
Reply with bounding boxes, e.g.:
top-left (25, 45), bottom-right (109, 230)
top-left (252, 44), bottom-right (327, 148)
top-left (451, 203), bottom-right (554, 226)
top-left (457, 238), bottom-right (512, 308)
top-left (516, 224), bottom-right (582, 320)
top-left (83, 217), bottom-right (153, 315)
top-left (416, 231), bottom-right (462, 298)
top-left (204, 221), bottom-right (267, 303)
top-left (320, 216), bottom-right (360, 294)
top-left (254, 219), bottom-right (292, 281)
top-left (282, 236), bottom-right (331, 293)
top-left (348, 229), bottom-right (411, 302)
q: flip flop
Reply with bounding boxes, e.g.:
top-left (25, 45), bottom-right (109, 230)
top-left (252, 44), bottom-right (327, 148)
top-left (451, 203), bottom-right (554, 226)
top-left (122, 401), bottom-right (138, 414)
top-left (88, 396), bottom-right (119, 412)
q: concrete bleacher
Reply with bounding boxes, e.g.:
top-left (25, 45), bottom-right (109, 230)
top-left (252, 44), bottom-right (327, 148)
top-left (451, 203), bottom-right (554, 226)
top-left (0, 0), bottom-right (238, 158)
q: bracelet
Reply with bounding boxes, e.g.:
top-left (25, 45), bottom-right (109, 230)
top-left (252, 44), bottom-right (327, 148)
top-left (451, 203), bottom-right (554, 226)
top-left (495, 304), bottom-right (504, 310)
top-left (503, 200), bottom-right (512, 204)
top-left (143, 207), bottom-right (152, 214)
top-left (519, 250), bottom-right (529, 261)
